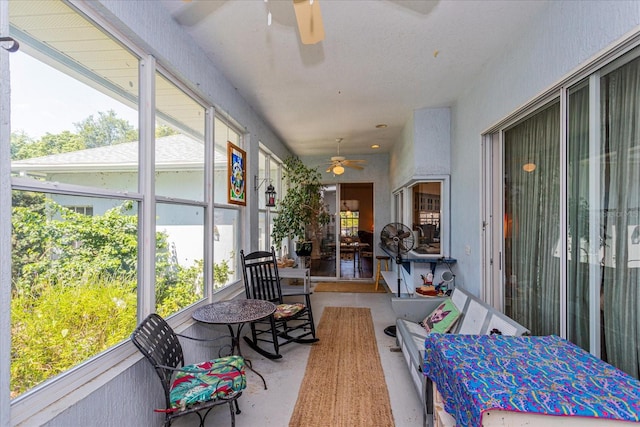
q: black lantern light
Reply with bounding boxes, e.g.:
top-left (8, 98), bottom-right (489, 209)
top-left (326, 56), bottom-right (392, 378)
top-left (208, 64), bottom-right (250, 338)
top-left (255, 176), bottom-right (277, 207)
top-left (265, 183), bottom-right (276, 207)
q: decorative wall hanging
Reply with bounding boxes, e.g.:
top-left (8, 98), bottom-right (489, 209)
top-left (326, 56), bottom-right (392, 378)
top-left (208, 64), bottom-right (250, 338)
top-left (227, 142), bottom-right (246, 206)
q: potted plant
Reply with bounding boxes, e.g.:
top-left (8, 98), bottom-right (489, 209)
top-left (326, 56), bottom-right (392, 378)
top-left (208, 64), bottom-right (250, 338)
top-left (271, 156), bottom-right (331, 259)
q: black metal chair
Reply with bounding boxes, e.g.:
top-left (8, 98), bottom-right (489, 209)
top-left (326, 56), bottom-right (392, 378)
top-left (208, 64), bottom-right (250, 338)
top-left (240, 247), bottom-right (318, 359)
top-left (131, 313), bottom-right (246, 427)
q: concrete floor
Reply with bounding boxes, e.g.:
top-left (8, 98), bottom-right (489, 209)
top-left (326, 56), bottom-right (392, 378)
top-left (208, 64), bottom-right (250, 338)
top-left (175, 282), bottom-right (424, 427)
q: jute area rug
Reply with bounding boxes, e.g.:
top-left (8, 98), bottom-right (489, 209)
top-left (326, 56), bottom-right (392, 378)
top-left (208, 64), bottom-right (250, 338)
top-left (314, 281), bottom-right (388, 293)
top-left (288, 307), bottom-right (395, 427)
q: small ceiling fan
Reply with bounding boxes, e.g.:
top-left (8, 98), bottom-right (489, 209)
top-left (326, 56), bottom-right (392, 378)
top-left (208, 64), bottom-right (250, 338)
top-left (325, 138), bottom-right (366, 175)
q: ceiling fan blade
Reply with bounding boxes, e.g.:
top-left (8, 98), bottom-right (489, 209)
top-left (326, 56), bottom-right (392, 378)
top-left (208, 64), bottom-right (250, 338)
top-left (326, 166), bottom-right (333, 173)
top-left (343, 163), bottom-right (364, 170)
top-left (293, 0), bottom-right (325, 45)
top-left (343, 160), bottom-right (366, 165)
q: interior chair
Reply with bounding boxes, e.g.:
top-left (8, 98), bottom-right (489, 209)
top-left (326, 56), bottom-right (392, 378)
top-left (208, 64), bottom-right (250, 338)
top-left (131, 313), bottom-right (247, 427)
top-left (358, 230), bottom-right (374, 259)
top-left (240, 247), bottom-right (318, 359)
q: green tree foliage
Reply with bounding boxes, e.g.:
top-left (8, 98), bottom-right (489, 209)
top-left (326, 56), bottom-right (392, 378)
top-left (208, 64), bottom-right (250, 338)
top-left (74, 109), bottom-right (137, 148)
top-left (11, 199), bottom-right (138, 293)
top-left (10, 198), bottom-right (231, 396)
top-left (271, 156), bottom-right (330, 252)
top-left (214, 257), bottom-right (233, 286)
top-left (10, 130), bottom-right (34, 159)
top-left (8, 112), bottom-right (231, 396)
top-left (12, 131), bottom-right (85, 160)
top-left (155, 124), bottom-right (179, 138)
top-left (10, 110), bottom-right (138, 160)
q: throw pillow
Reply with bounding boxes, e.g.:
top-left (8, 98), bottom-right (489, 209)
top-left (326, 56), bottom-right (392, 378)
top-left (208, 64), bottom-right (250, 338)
top-left (419, 298), bottom-right (461, 334)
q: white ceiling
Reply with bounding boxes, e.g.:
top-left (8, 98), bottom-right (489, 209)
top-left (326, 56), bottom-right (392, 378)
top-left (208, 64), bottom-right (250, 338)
top-left (159, 0), bottom-right (549, 158)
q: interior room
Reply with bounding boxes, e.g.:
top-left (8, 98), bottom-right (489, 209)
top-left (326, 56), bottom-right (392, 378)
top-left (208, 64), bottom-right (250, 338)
top-left (2, 1), bottom-right (640, 426)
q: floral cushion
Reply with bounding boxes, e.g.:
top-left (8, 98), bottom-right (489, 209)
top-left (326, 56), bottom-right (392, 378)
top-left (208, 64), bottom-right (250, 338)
top-left (274, 303), bottom-right (305, 319)
top-left (169, 355), bottom-right (246, 411)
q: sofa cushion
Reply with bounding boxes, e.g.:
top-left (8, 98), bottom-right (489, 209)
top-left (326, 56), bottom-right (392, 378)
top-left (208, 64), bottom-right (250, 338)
top-left (420, 298), bottom-right (461, 334)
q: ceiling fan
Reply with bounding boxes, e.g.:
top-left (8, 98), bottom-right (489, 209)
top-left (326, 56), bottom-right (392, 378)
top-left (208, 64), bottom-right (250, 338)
top-left (291, 0), bottom-right (325, 45)
top-left (178, 0), bottom-right (325, 45)
top-left (325, 139), bottom-right (366, 175)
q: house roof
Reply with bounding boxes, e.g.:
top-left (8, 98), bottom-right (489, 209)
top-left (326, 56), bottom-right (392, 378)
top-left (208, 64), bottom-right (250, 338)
top-left (11, 134), bottom-right (223, 174)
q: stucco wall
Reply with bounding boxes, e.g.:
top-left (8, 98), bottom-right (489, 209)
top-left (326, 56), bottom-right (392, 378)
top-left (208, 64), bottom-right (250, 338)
top-left (413, 108), bottom-right (451, 177)
top-left (450, 0), bottom-right (640, 297)
top-left (391, 107), bottom-right (451, 191)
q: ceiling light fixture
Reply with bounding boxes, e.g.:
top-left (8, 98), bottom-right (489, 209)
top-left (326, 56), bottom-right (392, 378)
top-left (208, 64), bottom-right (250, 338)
top-left (375, 124), bottom-right (388, 129)
top-left (371, 144), bottom-right (380, 149)
top-left (333, 165), bottom-right (345, 175)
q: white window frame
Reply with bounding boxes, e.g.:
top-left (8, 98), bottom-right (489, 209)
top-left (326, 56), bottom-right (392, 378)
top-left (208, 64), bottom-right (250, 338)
top-left (2, 2), bottom-right (246, 423)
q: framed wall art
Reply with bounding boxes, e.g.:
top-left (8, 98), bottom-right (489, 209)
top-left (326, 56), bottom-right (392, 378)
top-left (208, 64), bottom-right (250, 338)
top-left (227, 142), bottom-right (246, 206)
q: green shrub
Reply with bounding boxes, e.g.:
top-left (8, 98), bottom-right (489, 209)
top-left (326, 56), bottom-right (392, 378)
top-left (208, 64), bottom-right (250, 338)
top-left (10, 275), bottom-right (136, 397)
top-left (10, 198), bottom-right (218, 397)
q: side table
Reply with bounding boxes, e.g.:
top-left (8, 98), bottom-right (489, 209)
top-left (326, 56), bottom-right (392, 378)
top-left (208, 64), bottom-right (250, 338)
top-left (278, 267), bottom-right (311, 296)
top-left (192, 299), bottom-right (276, 389)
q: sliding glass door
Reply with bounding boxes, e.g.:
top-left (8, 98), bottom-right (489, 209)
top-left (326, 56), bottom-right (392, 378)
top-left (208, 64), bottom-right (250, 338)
top-left (310, 182), bottom-right (374, 280)
top-left (597, 56), bottom-right (640, 376)
top-left (495, 48), bottom-right (640, 379)
top-left (503, 101), bottom-right (561, 335)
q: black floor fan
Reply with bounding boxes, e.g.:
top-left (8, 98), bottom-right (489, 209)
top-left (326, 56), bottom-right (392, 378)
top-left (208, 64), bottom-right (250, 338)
top-left (379, 223), bottom-right (415, 337)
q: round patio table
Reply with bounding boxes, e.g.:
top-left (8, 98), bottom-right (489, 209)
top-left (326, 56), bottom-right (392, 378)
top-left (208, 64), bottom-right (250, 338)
top-left (192, 299), bottom-right (276, 389)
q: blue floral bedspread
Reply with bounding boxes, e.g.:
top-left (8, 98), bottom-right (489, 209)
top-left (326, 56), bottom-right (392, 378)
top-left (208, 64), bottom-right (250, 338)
top-left (423, 334), bottom-right (640, 426)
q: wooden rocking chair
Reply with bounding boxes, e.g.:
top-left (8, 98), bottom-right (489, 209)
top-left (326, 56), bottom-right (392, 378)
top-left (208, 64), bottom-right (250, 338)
top-left (240, 247), bottom-right (318, 359)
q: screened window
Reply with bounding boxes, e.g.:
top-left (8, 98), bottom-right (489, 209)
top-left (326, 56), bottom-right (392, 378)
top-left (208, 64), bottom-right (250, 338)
top-left (212, 118), bottom-right (243, 286)
top-left (213, 117), bottom-right (241, 205)
top-left (5, 0), bottom-right (245, 402)
top-left (258, 147), bottom-right (283, 252)
top-left (8, 0), bottom-right (141, 398)
top-left (154, 72), bottom-right (207, 315)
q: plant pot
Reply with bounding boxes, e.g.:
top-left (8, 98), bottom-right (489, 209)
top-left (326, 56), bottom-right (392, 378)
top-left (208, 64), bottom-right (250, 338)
top-left (295, 241), bottom-right (313, 257)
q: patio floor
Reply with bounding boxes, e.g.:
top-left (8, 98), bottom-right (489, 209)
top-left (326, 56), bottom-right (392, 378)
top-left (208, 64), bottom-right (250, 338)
top-left (172, 281), bottom-right (424, 427)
